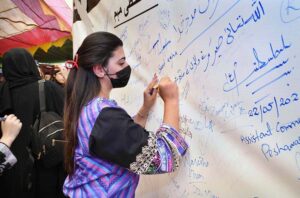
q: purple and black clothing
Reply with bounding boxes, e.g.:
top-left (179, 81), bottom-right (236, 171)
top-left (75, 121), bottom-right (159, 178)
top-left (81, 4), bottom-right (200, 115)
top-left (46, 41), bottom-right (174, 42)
top-left (64, 97), bottom-right (188, 197)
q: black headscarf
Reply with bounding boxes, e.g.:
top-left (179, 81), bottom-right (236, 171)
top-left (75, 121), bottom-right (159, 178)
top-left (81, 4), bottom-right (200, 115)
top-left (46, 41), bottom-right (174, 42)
top-left (0, 48), bottom-right (41, 116)
top-left (3, 48), bottom-right (40, 89)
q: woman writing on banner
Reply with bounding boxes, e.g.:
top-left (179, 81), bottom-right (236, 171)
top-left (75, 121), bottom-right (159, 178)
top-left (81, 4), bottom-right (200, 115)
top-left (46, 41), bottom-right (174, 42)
top-left (63, 31), bottom-right (188, 197)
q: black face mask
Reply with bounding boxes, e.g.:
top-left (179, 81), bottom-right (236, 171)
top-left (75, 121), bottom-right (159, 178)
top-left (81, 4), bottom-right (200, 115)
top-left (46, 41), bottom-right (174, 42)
top-left (105, 66), bottom-right (131, 88)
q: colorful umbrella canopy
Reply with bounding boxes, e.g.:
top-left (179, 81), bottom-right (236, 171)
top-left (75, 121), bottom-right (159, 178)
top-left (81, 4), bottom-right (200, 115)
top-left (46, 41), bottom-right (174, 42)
top-left (0, 0), bottom-right (73, 63)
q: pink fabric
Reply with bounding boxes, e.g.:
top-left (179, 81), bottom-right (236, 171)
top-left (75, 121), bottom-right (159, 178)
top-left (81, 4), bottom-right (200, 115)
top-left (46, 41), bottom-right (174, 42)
top-left (44, 0), bottom-right (72, 28)
top-left (0, 27), bottom-right (69, 55)
top-left (12, 0), bottom-right (61, 29)
top-left (0, 0), bottom-right (72, 55)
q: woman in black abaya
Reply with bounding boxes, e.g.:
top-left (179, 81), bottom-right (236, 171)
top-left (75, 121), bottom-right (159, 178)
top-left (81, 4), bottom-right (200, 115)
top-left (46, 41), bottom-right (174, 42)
top-left (0, 48), bottom-right (65, 198)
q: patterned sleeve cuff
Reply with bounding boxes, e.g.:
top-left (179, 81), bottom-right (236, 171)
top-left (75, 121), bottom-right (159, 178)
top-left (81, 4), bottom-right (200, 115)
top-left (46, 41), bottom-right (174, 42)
top-left (129, 132), bottom-right (157, 174)
top-left (0, 142), bottom-right (17, 175)
top-left (128, 124), bottom-right (188, 175)
top-left (157, 123), bottom-right (189, 155)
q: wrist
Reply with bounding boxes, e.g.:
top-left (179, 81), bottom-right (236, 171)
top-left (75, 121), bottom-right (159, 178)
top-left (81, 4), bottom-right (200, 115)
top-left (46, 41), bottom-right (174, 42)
top-left (138, 106), bottom-right (150, 118)
top-left (164, 99), bottom-right (179, 106)
top-left (142, 103), bottom-right (151, 111)
top-left (0, 137), bottom-right (14, 148)
top-left (141, 104), bottom-right (151, 113)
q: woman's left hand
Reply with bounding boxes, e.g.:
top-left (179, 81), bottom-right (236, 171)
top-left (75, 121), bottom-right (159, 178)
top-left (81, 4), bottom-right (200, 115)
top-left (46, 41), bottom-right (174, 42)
top-left (143, 74), bottom-right (159, 111)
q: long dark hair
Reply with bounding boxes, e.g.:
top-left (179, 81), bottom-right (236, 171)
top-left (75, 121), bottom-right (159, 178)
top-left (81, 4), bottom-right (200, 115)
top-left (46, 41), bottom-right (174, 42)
top-left (64, 32), bottom-right (123, 174)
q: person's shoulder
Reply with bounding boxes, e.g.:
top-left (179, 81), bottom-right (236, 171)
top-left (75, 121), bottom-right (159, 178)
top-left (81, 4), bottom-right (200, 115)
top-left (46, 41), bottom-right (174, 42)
top-left (44, 80), bottom-right (63, 91)
top-left (44, 80), bottom-right (64, 100)
top-left (97, 106), bottom-right (133, 125)
top-left (100, 106), bottom-right (128, 116)
top-left (44, 80), bottom-right (64, 98)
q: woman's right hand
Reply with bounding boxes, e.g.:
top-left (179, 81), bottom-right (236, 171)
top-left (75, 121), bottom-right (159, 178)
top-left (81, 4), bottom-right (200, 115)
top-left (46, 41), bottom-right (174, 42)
top-left (158, 77), bottom-right (179, 103)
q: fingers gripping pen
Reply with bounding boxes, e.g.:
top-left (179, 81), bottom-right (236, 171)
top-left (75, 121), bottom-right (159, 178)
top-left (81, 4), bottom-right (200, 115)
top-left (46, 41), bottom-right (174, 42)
top-left (149, 84), bottom-right (159, 95)
top-left (149, 73), bottom-right (159, 95)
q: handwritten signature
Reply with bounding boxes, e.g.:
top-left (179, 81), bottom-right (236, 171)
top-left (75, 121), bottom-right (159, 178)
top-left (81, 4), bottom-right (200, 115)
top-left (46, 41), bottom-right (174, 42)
top-left (223, 34), bottom-right (292, 96)
top-left (174, 0), bottom-right (266, 84)
top-left (173, 0), bottom-right (219, 41)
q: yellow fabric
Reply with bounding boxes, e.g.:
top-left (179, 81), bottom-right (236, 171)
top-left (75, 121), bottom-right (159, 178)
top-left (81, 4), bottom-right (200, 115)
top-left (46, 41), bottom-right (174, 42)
top-left (27, 36), bottom-right (71, 55)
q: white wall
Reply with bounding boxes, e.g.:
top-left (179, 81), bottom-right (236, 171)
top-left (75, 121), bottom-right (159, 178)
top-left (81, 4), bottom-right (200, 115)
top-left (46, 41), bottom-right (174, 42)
top-left (73, 0), bottom-right (300, 197)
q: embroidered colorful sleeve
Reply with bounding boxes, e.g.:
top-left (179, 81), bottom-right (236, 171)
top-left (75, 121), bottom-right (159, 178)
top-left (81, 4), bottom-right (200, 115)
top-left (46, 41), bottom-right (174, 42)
top-left (130, 124), bottom-right (188, 174)
top-left (89, 107), bottom-right (188, 175)
top-left (0, 142), bottom-right (17, 175)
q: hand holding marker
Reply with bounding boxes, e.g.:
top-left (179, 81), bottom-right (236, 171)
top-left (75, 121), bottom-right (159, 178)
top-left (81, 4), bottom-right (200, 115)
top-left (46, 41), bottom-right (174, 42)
top-left (149, 73), bottom-right (159, 95)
